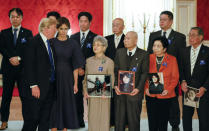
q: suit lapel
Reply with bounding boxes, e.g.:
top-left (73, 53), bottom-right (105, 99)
top-left (186, 46), bottom-right (192, 77)
top-left (117, 34), bottom-right (125, 49)
top-left (129, 48), bottom-right (140, 71)
top-left (192, 45), bottom-right (205, 76)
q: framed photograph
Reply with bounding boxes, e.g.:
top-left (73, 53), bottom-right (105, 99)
top-left (87, 74), bottom-right (112, 97)
top-left (148, 72), bottom-right (164, 94)
top-left (184, 86), bottom-right (200, 108)
top-left (118, 70), bottom-right (135, 94)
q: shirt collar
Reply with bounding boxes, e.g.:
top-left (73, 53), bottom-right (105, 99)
top-left (12, 25), bottom-right (21, 31)
top-left (161, 28), bottom-right (172, 38)
top-left (80, 29), bottom-right (90, 38)
top-left (191, 43), bottom-right (202, 52)
top-left (127, 46), bottom-right (137, 56)
top-left (40, 32), bottom-right (48, 43)
top-left (114, 33), bottom-right (123, 39)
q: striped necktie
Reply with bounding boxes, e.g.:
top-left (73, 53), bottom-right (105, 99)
top-left (46, 40), bottom-right (55, 82)
top-left (191, 48), bottom-right (196, 75)
top-left (80, 33), bottom-right (85, 47)
top-left (13, 28), bottom-right (18, 46)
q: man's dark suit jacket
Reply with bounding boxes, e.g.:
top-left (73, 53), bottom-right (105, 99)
top-left (180, 45), bottom-right (209, 90)
top-left (147, 30), bottom-right (186, 64)
top-left (0, 27), bottom-right (33, 73)
top-left (24, 34), bottom-right (56, 100)
top-left (105, 34), bottom-right (125, 60)
top-left (70, 31), bottom-right (97, 59)
top-left (114, 47), bottom-right (149, 99)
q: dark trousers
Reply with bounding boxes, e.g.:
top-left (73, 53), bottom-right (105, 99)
top-left (115, 94), bottom-right (142, 131)
top-left (168, 96), bottom-right (180, 128)
top-left (168, 86), bottom-right (180, 128)
top-left (183, 93), bottom-right (209, 131)
top-left (75, 76), bottom-right (84, 126)
top-left (146, 96), bottom-right (172, 131)
top-left (22, 83), bottom-right (55, 131)
top-left (0, 70), bottom-right (24, 122)
top-left (110, 90), bottom-right (115, 126)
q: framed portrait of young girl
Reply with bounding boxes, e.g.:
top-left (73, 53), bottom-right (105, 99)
top-left (118, 70), bottom-right (135, 94)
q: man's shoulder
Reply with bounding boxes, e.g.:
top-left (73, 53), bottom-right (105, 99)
top-left (1, 27), bottom-right (12, 34)
top-left (20, 27), bottom-right (32, 33)
top-left (70, 32), bottom-right (80, 38)
top-left (172, 30), bottom-right (186, 38)
top-left (88, 31), bottom-right (97, 37)
top-left (136, 47), bottom-right (148, 54)
top-left (150, 30), bottom-right (161, 36)
top-left (105, 34), bottom-right (114, 39)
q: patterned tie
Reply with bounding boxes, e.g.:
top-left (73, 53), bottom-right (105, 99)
top-left (80, 33), bottom-right (85, 47)
top-left (163, 31), bottom-right (166, 38)
top-left (191, 48), bottom-right (196, 75)
top-left (46, 40), bottom-right (55, 82)
top-left (13, 28), bottom-right (18, 46)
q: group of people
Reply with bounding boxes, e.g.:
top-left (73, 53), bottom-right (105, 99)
top-left (0, 7), bottom-right (208, 131)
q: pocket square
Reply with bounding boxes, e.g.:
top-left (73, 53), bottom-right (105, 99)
top-left (200, 60), bottom-right (206, 65)
top-left (21, 38), bottom-right (27, 43)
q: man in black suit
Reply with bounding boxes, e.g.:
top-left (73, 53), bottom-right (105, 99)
top-left (114, 31), bottom-right (149, 131)
top-left (105, 18), bottom-right (125, 60)
top-left (70, 11), bottom-right (97, 128)
top-left (147, 11), bottom-right (186, 131)
top-left (105, 18), bottom-right (125, 127)
top-left (180, 27), bottom-right (209, 131)
top-left (0, 8), bottom-right (33, 130)
top-left (22, 18), bottom-right (57, 131)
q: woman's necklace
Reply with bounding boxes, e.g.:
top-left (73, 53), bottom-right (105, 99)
top-left (156, 56), bottom-right (164, 65)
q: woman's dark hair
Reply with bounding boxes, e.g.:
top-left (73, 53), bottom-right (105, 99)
top-left (150, 73), bottom-right (160, 83)
top-left (78, 12), bottom-right (92, 22)
top-left (153, 36), bottom-right (169, 49)
top-left (120, 72), bottom-right (133, 84)
top-left (57, 17), bottom-right (70, 29)
top-left (9, 8), bottom-right (23, 17)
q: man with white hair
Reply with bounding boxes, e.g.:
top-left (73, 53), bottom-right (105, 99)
top-left (22, 18), bottom-right (57, 131)
top-left (114, 31), bottom-right (149, 131)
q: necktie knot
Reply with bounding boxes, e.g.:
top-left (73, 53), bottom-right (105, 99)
top-left (163, 31), bottom-right (166, 38)
top-left (129, 51), bottom-right (132, 57)
top-left (14, 28), bottom-right (18, 32)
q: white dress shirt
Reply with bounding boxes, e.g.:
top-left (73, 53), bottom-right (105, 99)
top-left (12, 25), bottom-right (21, 38)
top-left (161, 28), bottom-right (172, 39)
top-left (114, 33), bottom-right (123, 48)
top-left (127, 47), bottom-right (137, 56)
top-left (190, 44), bottom-right (202, 74)
top-left (80, 29), bottom-right (90, 41)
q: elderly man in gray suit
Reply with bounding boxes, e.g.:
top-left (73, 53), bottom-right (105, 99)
top-left (114, 31), bottom-right (149, 131)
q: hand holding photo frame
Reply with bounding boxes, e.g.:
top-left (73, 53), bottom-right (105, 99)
top-left (118, 70), bottom-right (135, 94)
top-left (184, 86), bottom-right (200, 108)
top-left (86, 74), bottom-right (112, 97)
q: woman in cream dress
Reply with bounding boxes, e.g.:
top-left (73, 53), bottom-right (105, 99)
top-left (83, 35), bottom-right (114, 131)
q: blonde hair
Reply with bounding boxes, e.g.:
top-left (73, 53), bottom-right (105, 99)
top-left (39, 18), bottom-right (57, 33)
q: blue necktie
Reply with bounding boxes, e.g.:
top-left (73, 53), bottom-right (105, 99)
top-left (80, 33), bottom-right (85, 47)
top-left (13, 28), bottom-right (18, 46)
top-left (46, 40), bottom-right (55, 82)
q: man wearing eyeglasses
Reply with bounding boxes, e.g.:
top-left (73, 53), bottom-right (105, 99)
top-left (147, 11), bottom-right (186, 131)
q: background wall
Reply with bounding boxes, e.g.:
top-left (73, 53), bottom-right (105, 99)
top-left (0, 0), bottom-right (103, 35)
top-left (197, 0), bottom-right (209, 40)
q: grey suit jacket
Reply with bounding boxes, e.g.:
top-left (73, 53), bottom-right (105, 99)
top-left (114, 47), bottom-right (149, 99)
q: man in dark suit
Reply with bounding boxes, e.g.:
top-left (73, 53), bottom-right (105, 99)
top-left (105, 18), bottom-right (125, 127)
top-left (22, 18), bottom-right (57, 131)
top-left (105, 18), bottom-right (125, 60)
top-left (114, 31), bottom-right (149, 131)
top-left (147, 11), bottom-right (186, 131)
top-left (180, 27), bottom-right (209, 131)
top-left (0, 8), bottom-right (33, 130)
top-left (70, 11), bottom-right (97, 128)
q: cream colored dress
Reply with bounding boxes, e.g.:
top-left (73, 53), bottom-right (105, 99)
top-left (83, 55), bottom-right (114, 131)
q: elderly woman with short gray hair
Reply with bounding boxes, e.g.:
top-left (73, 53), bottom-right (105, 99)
top-left (83, 35), bottom-right (114, 131)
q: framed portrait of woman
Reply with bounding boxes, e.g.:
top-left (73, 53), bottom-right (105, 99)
top-left (118, 70), bottom-right (135, 94)
top-left (87, 74), bottom-right (112, 97)
top-left (148, 72), bottom-right (164, 94)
